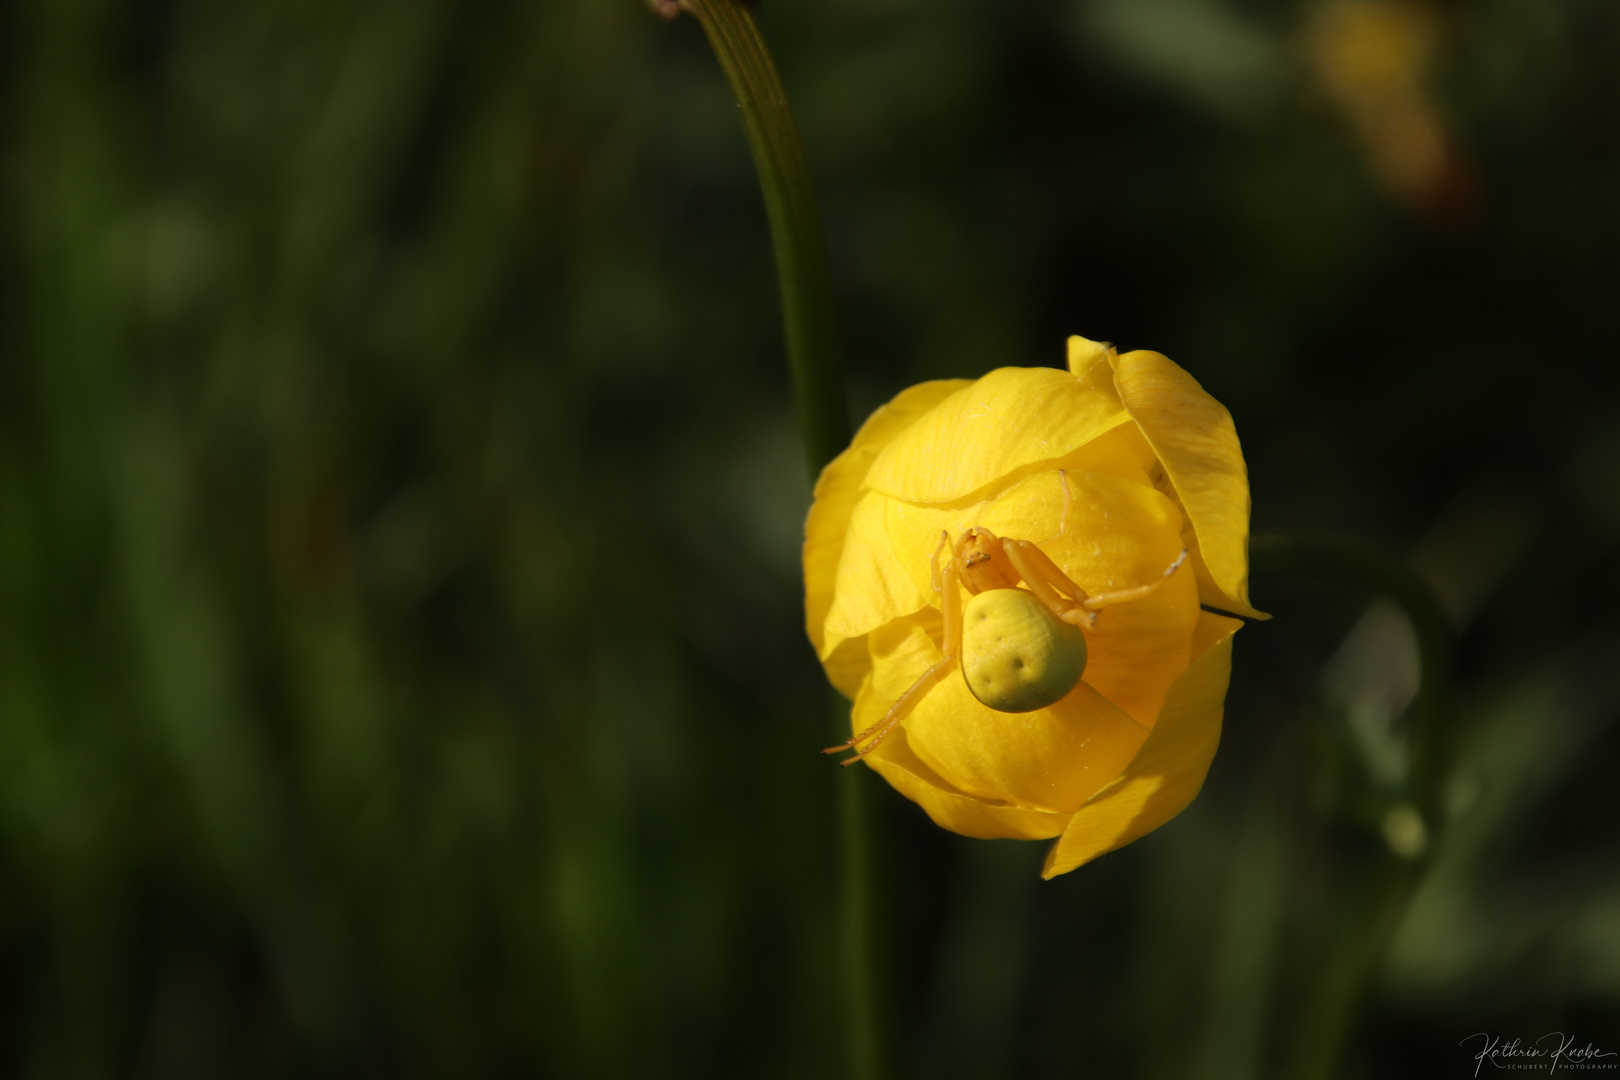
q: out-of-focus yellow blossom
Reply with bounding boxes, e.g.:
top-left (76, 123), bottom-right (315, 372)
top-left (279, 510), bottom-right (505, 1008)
top-left (804, 336), bottom-right (1266, 878)
top-left (1305, 0), bottom-right (1478, 228)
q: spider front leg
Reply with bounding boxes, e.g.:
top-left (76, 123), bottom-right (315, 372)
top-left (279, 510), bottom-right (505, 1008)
top-left (1001, 541), bottom-right (1188, 629)
top-left (823, 531), bottom-right (964, 766)
top-left (1080, 548), bottom-right (1188, 610)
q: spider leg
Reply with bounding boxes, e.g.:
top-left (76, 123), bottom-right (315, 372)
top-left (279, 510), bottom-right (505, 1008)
top-left (1002, 542), bottom-right (1189, 627)
top-left (824, 549), bottom-right (963, 765)
top-left (1001, 539), bottom-right (1097, 629)
top-left (822, 656), bottom-right (954, 765)
top-left (1080, 548), bottom-right (1187, 611)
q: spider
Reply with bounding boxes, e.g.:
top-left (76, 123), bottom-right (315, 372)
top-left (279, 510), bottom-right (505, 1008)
top-left (824, 470), bottom-right (1187, 766)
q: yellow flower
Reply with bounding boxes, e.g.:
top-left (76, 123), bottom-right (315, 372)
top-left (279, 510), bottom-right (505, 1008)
top-left (803, 336), bottom-right (1266, 878)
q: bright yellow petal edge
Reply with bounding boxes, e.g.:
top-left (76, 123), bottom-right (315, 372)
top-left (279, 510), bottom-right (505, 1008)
top-left (1069, 335), bottom-right (1270, 621)
top-left (804, 379), bottom-right (969, 697)
top-left (1041, 611), bottom-right (1243, 878)
top-left (863, 366), bottom-right (1131, 505)
top-left (850, 611), bottom-right (1241, 871)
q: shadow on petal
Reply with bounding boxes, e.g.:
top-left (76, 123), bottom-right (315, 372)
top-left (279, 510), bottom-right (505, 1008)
top-left (866, 723), bottom-right (1070, 841)
top-left (904, 667), bottom-right (1152, 814)
top-left (1105, 347), bottom-right (1269, 620)
top-left (1041, 611), bottom-right (1244, 878)
top-left (806, 379), bottom-right (969, 685)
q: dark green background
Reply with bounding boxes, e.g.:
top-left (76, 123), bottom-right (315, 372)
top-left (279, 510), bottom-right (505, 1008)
top-left (2, 0), bottom-right (1617, 1076)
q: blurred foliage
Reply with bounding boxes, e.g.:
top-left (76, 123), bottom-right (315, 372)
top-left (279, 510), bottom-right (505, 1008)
top-left (1, 0), bottom-right (1617, 1077)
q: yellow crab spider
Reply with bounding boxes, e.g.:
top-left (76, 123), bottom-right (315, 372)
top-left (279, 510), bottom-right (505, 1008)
top-left (824, 471), bottom-right (1188, 766)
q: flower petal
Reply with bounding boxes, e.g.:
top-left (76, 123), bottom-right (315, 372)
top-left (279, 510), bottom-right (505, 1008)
top-left (853, 674), bottom-right (1070, 841)
top-left (881, 468), bottom-right (1200, 728)
top-left (1066, 333), bottom-right (1117, 384)
top-left (1040, 611), bottom-right (1244, 878)
top-left (806, 380), bottom-right (969, 695)
top-left (864, 367), bottom-right (1132, 506)
top-left (1105, 347), bottom-right (1269, 620)
top-left (821, 639), bottom-right (870, 702)
top-left (866, 748), bottom-right (1071, 840)
top-left (823, 490), bottom-right (930, 661)
top-left (859, 619), bottom-right (1140, 824)
top-left (906, 670), bottom-right (1152, 813)
top-left (861, 591), bottom-right (1156, 814)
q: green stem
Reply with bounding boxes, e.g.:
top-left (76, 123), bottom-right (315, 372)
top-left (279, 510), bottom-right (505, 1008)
top-left (679, 0), bottom-right (851, 477)
top-left (840, 758), bottom-right (884, 1080)
top-left (1250, 533), bottom-right (1455, 1080)
top-left (671, 4), bottom-right (877, 1077)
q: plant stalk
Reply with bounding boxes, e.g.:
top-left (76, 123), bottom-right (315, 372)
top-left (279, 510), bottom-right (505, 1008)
top-left (1251, 532), bottom-right (1455, 1080)
top-left (678, 0), bottom-right (850, 476)
top-left (672, 3), bottom-right (877, 1077)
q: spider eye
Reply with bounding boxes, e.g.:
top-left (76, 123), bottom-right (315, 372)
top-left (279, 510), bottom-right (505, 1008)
top-left (959, 589), bottom-right (1087, 713)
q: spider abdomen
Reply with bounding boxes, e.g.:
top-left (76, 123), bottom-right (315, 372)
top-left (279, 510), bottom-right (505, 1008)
top-left (959, 588), bottom-right (1088, 713)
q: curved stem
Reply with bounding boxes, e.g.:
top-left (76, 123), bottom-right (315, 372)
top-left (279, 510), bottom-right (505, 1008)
top-left (1250, 532), bottom-right (1455, 1080)
top-left (669, 4), bottom-right (877, 1078)
top-left (679, 0), bottom-right (851, 476)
